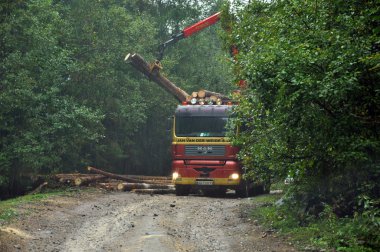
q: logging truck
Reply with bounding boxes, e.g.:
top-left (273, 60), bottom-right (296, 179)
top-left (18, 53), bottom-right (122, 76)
top-left (170, 95), bottom-right (268, 197)
top-left (171, 101), bottom-right (240, 196)
top-left (126, 12), bottom-right (268, 196)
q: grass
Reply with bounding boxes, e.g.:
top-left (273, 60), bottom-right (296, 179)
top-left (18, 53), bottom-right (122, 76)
top-left (0, 188), bottom-right (84, 224)
top-left (250, 192), bottom-right (379, 252)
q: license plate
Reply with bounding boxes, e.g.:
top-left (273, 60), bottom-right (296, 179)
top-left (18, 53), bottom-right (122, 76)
top-left (196, 180), bottom-right (214, 185)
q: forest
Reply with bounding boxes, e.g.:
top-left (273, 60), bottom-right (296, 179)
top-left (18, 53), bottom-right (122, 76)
top-left (0, 0), bottom-right (232, 197)
top-left (0, 0), bottom-right (379, 250)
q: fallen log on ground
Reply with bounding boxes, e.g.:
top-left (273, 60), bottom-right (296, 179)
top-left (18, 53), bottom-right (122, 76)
top-left (126, 175), bottom-right (171, 181)
top-left (117, 182), bottom-right (174, 191)
top-left (74, 175), bottom-right (107, 186)
top-left (51, 174), bottom-right (105, 186)
top-left (125, 53), bottom-right (189, 102)
top-left (87, 166), bottom-right (143, 183)
top-left (98, 182), bottom-right (120, 191)
top-left (134, 179), bottom-right (173, 185)
top-left (29, 182), bottom-right (48, 195)
top-left (131, 188), bottom-right (175, 194)
top-left (88, 166), bottom-right (172, 185)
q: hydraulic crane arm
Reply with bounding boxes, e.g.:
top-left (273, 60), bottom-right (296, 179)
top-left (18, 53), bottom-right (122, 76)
top-left (157, 12), bottom-right (221, 61)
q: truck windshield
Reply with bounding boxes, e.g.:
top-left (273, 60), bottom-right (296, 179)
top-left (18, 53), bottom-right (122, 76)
top-left (175, 116), bottom-right (229, 137)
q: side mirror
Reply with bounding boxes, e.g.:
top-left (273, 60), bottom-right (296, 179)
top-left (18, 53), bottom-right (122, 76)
top-left (166, 116), bottom-right (174, 135)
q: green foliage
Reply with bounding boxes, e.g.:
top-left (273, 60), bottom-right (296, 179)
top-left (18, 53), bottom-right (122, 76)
top-left (226, 0), bottom-right (380, 213)
top-left (251, 194), bottom-right (380, 251)
top-left (0, 0), bottom-right (232, 197)
top-left (223, 0), bottom-right (380, 250)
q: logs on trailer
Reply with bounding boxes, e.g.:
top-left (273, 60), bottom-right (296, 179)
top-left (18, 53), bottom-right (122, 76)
top-left (125, 53), bottom-right (189, 102)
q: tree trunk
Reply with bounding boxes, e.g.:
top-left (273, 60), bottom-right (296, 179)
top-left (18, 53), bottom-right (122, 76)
top-left (125, 53), bottom-right (189, 102)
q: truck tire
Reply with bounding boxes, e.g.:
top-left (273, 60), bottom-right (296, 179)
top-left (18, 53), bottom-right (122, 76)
top-left (236, 181), bottom-right (270, 197)
top-left (175, 185), bottom-right (190, 196)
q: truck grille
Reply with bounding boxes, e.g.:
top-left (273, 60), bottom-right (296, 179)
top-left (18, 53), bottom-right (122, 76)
top-left (185, 145), bottom-right (225, 156)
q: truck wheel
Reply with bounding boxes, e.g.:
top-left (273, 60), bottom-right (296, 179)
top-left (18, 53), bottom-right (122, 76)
top-left (175, 185), bottom-right (190, 196)
top-left (236, 182), bottom-right (270, 197)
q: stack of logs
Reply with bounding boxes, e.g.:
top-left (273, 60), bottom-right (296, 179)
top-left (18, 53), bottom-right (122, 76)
top-left (187, 89), bottom-right (230, 105)
top-left (44, 166), bottom-right (174, 195)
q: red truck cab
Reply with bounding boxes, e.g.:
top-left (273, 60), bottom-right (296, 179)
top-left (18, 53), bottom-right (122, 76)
top-left (171, 104), bottom-right (242, 196)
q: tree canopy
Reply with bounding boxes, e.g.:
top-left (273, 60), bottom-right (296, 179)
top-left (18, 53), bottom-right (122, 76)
top-left (0, 0), bottom-right (231, 197)
top-left (224, 0), bottom-right (379, 248)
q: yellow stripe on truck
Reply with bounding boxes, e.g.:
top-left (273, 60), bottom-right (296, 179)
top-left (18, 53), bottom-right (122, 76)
top-left (174, 177), bottom-right (240, 186)
top-left (172, 136), bottom-right (230, 145)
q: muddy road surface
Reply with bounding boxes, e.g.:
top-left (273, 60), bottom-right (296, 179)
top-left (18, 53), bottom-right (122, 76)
top-left (0, 190), bottom-right (296, 252)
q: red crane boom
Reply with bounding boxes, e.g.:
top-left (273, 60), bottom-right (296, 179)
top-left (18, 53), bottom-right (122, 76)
top-left (157, 12), bottom-right (221, 61)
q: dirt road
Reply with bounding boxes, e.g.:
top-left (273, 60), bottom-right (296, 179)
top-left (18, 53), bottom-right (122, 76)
top-left (0, 190), bottom-right (296, 252)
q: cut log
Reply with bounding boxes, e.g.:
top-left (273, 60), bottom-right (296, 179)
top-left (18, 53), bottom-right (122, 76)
top-left (125, 53), bottom-right (189, 102)
top-left (200, 90), bottom-right (230, 101)
top-left (117, 183), bottom-right (174, 191)
top-left (98, 182), bottom-right (119, 191)
top-left (126, 175), bottom-right (172, 181)
top-left (29, 182), bottom-right (48, 195)
top-left (198, 89), bottom-right (206, 98)
top-left (191, 91), bottom-right (198, 98)
top-left (87, 166), bottom-right (143, 183)
top-left (209, 95), bottom-right (217, 102)
top-left (139, 180), bottom-right (173, 185)
top-left (131, 188), bottom-right (175, 194)
top-left (74, 175), bottom-right (106, 186)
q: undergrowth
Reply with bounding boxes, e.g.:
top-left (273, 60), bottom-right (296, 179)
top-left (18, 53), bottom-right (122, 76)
top-left (251, 193), bottom-right (380, 252)
top-left (0, 188), bottom-right (84, 224)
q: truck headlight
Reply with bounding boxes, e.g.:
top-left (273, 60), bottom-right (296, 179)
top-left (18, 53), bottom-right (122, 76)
top-left (229, 173), bottom-right (239, 180)
top-left (172, 172), bottom-right (180, 180)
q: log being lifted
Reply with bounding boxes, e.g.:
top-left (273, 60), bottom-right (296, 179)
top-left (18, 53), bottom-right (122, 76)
top-left (125, 53), bottom-right (189, 102)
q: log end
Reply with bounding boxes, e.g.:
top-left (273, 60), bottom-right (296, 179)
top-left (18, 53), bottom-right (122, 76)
top-left (124, 53), bottom-right (133, 62)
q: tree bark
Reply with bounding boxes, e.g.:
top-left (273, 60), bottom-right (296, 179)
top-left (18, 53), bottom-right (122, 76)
top-left (125, 53), bottom-right (189, 102)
